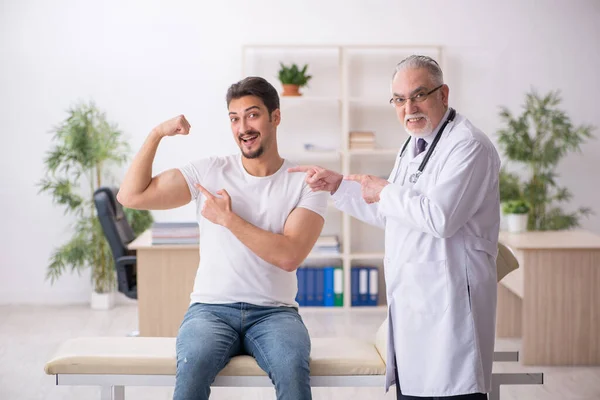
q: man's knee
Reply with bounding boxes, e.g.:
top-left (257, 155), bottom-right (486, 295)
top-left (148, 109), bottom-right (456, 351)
top-left (268, 344), bottom-right (311, 381)
top-left (175, 308), bottom-right (239, 379)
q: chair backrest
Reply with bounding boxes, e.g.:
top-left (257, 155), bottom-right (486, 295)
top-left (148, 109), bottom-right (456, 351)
top-left (93, 187), bottom-right (135, 259)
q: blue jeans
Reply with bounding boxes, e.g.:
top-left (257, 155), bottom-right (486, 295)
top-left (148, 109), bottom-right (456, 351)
top-left (173, 302), bottom-right (312, 400)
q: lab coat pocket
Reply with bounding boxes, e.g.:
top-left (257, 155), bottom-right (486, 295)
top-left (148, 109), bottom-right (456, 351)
top-left (465, 235), bottom-right (497, 284)
top-left (399, 259), bottom-right (449, 318)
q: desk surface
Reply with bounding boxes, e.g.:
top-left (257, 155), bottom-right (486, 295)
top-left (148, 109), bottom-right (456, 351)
top-left (128, 229), bottom-right (199, 250)
top-left (129, 228), bottom-right (600, 251)
top-left (499, 229), bottom-right (600, 250)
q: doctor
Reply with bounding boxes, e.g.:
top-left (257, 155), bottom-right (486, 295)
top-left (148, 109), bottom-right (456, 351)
top-left (289, 55), bottom-right (501, 399)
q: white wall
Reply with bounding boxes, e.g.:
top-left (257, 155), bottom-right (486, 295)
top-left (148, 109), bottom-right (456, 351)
top-left (1, 0), bottom-right (599, 304)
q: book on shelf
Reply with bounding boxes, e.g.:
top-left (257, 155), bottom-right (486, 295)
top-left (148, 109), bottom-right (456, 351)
top-left (349, 130), bottom-right (376, 150)
top-left (310, 235), bottom-right (340, 255)
top-left (349, 142), bottom-right (376, 150)
top-left (349, 130), bottom-right (375, 138)
top-left (151, 222), bottom-right (199, 245)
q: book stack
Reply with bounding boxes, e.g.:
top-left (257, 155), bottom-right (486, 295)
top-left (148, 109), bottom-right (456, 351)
top-left (349, 131), bottom-right (375, 150)
top-left (311, 235), bottom-right (340, 256)
top-left (151, 222), bottom-right (199, 245)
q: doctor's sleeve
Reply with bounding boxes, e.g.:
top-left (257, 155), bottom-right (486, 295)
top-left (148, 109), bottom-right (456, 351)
top-left (331, 180), bottom-right (386, 229)
top-left (377, 140), bottom-right (496, 238)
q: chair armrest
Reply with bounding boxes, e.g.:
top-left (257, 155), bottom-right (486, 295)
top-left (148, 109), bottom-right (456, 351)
top-left (116, 256), bottom-right (137, 268)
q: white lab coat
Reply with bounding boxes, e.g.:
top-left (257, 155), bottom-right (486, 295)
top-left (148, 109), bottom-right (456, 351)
top-left (332, 111), bottom-right (501, 397)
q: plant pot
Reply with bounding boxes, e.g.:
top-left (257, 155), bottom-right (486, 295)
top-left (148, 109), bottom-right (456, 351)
top-left (91, 290), bottom-right (115, 310)
top-left (281, 84), bottom-right (301, 96)
top-left (506, 213), bottom-right (528, 233)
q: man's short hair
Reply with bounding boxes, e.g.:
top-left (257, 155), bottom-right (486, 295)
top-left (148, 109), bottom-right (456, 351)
top-left (226, 77), bottom-right (280, 116)
top-left (392, 55), bottom-right (444, 86)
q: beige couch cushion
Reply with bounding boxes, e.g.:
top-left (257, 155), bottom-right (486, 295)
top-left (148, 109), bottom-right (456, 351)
top-left (45, 336), bottom-right (385, 376)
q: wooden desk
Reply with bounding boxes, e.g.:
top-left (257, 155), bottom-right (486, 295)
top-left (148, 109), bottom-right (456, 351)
top-left (129, 230), bottom-right (199, 337)
top-left (497, 230), bottom-right (600, 365)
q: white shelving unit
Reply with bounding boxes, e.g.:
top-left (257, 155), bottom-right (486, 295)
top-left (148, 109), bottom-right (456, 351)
top-left (242, 44), bottom-right (443, 308)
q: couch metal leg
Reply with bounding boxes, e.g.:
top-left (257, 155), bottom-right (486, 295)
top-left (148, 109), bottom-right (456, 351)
top-left (114, 386), bottom-right (125, 400)
top-left (100, 386), bottom-right (125, 400)
top-left (489, 372), bottom-right (544, 400)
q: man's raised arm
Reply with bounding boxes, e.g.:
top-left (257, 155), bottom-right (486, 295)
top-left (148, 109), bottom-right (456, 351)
top-left (117, 115), bottom-right (192, 210)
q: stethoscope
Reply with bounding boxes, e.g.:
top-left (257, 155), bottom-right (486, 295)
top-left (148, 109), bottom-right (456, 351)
top-left (395, 107), bottom-right (456, 184)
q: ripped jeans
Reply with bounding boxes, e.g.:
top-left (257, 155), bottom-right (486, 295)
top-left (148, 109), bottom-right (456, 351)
top-left (173, 302), bottom-right (312, 400)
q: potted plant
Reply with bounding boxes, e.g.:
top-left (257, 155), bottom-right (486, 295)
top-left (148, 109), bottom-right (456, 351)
top-left (502, 200), bottom-right (531, 233)
top-left (38, 100), bottom-right (153, 309)
top-left (497, 89), bottom-right (595, 231)
top-left (277, 62), bottom-right (312, 96)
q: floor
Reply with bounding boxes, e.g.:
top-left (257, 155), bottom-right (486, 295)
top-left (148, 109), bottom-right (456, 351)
top-left (1, 304), bottom-right (599, 400)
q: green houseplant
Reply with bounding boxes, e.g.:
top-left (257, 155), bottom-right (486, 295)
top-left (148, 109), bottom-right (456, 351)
top-left (38, 101), bottom-right (153, 307)
top-left (502, 200), bottom-right (531, 233)
top-left (497, 89), bottom-right (595, 231)
top-left (277, 62), bottom-right (312, 96)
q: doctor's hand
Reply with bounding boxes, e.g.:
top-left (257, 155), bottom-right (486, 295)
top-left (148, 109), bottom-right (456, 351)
top-left (344, 174), bottom-right (389, 204)
top-left (287, 165), bottom-right (343, 194)
top-left (194, 184), bottom-right (234, 227)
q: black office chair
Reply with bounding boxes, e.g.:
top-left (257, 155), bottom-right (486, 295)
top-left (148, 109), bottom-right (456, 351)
top-left (94, 187), bottom-right (137, 299)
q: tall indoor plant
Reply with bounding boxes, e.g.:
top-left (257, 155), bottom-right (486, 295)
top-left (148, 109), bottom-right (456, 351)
top-left (497, 90), bottom-right (595, 230)
top-left (38, 101), bottom-right (153, 307)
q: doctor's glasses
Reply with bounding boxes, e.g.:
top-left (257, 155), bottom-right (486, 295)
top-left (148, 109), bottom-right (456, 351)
top-left (389, 84), bottom-right (443, 107)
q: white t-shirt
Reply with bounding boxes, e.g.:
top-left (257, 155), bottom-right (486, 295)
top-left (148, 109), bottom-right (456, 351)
top-left (178, 154), bottom-right (328, 308)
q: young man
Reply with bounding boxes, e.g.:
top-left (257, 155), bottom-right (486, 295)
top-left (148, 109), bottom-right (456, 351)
top-left (118, 77), bottom-right (327, 400)
top-left (290, 56), bottom-right (500, 399)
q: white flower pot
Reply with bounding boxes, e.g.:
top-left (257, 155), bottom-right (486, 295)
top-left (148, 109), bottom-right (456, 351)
top-left (506, 214), bottom-right (528, 233)
top-left (91, 291), bottom-right (115, 310)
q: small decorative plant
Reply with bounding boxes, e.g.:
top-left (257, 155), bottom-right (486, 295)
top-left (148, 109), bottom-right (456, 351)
top-left (502, 199), bottom-right (531, 233)
top-left (277, 62), bottom-right (312, 96)
top-left (502, 200), bottom-right (531, 215)
top-left (497, 89), bottom-right (595, 231)
top-left (38, 100), bottom-right (153, 295)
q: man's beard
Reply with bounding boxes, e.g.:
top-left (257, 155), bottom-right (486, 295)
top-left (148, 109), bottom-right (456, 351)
top-left (403, 113), bottom-right (433, 136)
top-left (239, 130), bottom-right (265, 159)
top-left (241, 145), bottom-right (265, 159)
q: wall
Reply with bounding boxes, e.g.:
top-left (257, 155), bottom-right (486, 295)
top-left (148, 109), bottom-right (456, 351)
top-left (1, 0), bottom-right (599, 304)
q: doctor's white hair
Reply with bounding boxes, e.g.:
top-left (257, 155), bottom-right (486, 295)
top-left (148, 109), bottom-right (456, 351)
top-left (392, 55), bottom-right (444, 86)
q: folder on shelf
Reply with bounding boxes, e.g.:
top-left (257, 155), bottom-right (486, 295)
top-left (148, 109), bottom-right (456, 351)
top-left (296, 267), bottom-right (306, 306)
top-left (368, 267), bottom-right (379, 306)
top-left (351, 267), bottom-right (360, 306)
top-left (334, 267), bottom-right (343, 307)
top-left (359, 267), bottom-right (369, 305)
top-left (305, 267), bottom-right (316, 306)
top-left (324, 267), bottom-right (335, 307)
top-left (315, 268), bottom-right (325, 306)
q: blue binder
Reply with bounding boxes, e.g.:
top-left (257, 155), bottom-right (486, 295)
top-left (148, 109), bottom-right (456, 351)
top-left (368, 267), bottom-right (379, 306)
top-left (351, 267), bottom-right (360, 306)
top-left (305, 267), bottom-right (316, 306)
top-left (323, 267), bottom-right (335, 307)
top-left (315, 268), bottom-right (325, 306)
top-left (358, 267), bottom-right (369, 305)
